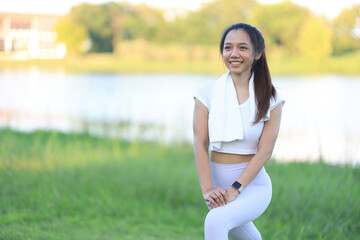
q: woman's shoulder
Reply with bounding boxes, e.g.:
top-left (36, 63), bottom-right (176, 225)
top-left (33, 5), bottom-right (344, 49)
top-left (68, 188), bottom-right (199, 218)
top-left (194, 80), bottom-right (217, 109)
top-left (196, 80), bottom-right (216, 97)
top-left (270, 88), bottom-right (285, 110)
top-left (199, 79), bottom-right (217, 91)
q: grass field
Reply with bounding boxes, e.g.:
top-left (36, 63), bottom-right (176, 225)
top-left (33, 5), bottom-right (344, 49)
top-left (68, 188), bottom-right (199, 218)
top-left (0, 128), bottom-right (359, 239)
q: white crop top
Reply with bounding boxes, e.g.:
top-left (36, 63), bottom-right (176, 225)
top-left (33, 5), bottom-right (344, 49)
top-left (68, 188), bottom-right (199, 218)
top-left (194, 79), bottom-right (284, 155)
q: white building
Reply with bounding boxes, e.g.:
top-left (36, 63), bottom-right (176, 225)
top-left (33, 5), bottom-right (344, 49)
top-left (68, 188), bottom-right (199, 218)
top-left (0, 12), bottom-right (66, 59)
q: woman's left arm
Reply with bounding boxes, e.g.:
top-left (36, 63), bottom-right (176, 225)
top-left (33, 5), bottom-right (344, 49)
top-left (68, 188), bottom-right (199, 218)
top-left (227, 103), bottom-right (284, 201)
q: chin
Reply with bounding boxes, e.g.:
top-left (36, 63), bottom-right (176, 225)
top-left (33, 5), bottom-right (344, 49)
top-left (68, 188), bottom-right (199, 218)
top-left (230, 69), bottom-right (245, 74)
top-left (229, 67), bottom-right (251, 75)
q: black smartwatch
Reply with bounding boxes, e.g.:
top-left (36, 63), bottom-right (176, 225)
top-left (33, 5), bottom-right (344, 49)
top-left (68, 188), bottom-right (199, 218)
top-left (231, 181), bottom-right (244, 193)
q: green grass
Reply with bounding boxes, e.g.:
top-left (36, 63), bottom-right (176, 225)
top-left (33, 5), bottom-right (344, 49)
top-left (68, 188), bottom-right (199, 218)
top-left (1, 51), bottom-right (360, 75)
top-left (0, 128), bottom-right (359, 239)
top-left (268, 52), bottom-right (360, 76)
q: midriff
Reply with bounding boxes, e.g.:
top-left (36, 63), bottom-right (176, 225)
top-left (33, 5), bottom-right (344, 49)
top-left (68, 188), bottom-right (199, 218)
top-left (211, 151), bottom-right (254, 164)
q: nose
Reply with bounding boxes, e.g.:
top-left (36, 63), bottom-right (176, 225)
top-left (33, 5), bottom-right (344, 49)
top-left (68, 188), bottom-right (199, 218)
top-left (230, 48), bottom-right (240, 58)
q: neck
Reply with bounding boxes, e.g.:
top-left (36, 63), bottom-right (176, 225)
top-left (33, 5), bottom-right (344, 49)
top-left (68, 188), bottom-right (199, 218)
top-left (230, 70), bottom-right (252, 88)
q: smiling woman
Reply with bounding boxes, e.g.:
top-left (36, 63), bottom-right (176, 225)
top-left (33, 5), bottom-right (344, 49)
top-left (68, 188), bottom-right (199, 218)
top-left (193, 23), bottom-right (285, 240)
top-left (221, 30), bottom-right (260, 79)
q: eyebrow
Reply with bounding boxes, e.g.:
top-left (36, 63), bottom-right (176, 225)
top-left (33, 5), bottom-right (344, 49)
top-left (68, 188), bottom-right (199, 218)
top-left (224, 42), bottom-right (249, 45)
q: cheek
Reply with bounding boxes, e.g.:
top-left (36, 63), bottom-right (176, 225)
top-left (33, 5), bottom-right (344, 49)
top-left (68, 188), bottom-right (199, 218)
top-left (247, 53), bottom-right (256, 62)
top-left (222, 52), bottom-right (230, 61)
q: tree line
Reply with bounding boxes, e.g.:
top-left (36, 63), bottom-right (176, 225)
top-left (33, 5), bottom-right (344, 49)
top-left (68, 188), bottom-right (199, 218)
top-left (54, 0), bottom-right (360, 60)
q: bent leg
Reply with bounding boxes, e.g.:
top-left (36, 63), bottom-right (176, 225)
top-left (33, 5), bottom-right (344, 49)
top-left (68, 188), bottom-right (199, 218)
top-left (228, 221), bottom-right (261, 240)
top-left (204, 185), bottom-right (271, 240)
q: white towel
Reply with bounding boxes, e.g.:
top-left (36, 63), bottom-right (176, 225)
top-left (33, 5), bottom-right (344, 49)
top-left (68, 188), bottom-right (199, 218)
top-left (208, 71), bottom-right (271, 150)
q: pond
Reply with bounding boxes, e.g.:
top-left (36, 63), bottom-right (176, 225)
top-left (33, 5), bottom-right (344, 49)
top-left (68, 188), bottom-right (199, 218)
top-left (1, 69), bottom-right (359, 165)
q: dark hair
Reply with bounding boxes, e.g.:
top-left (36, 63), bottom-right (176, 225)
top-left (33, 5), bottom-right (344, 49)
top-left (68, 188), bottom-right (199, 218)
top-left (220, 23), bottom-right (276, 123)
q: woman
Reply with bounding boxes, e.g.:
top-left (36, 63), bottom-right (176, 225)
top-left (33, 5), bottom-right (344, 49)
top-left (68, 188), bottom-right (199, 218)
top-left (193, 23), bottom-right (284, 240)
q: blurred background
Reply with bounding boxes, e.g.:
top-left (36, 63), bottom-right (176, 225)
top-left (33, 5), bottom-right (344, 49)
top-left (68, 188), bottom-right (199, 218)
top-left (1, 0), bottom-right (360, 165)
top-left (1, 1), bottom-right (360, 239)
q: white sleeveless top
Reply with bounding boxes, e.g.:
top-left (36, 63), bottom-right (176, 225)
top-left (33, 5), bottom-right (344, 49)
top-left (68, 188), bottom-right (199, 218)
top-left (194, 77), bottom-right (284, 155)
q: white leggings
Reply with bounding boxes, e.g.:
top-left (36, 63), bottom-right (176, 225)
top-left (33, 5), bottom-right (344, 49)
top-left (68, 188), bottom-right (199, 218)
top-left (204, 161), bottom-right (272, 240)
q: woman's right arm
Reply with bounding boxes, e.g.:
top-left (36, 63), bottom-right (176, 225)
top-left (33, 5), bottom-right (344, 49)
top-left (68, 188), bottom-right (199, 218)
top-left (193, 99), bottom-right (227, 208)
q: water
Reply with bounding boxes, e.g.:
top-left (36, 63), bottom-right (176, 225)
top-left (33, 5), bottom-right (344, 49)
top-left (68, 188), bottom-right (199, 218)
top-left (1, 69), bottom-right (359, 165)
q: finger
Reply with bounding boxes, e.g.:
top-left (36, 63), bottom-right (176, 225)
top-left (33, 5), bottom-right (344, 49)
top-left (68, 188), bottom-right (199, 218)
top-left (210, 193), bottom-right (221, 206)
top-left (210, 202), bottom-right (218, 209)
top-left (207, 193), bottom-right (220, 207)
top-left (212, 193), bottom-right (225, 206)
top-left (216, 190), bottom-right (227, 205)
top-left (216, 188), bottom-right (228, 204)
top-left (222, 190), bottom-right (229, 204)
top-left (208, 197), bottom-right (218, 208)
top-left (219, 188), bottom-right (227, 196)
top-left (217, 192), bottom-right (226, 206)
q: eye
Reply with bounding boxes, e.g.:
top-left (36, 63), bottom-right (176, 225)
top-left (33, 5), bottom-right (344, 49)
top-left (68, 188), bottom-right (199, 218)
top-left (224, 46), bottom-right (231, 50)
top-left (240, 46), bottom-right (247, 50)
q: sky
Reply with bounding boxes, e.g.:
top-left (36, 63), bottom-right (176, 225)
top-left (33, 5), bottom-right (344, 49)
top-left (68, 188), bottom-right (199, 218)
top-left (0, 0), bottom-right (359, 19)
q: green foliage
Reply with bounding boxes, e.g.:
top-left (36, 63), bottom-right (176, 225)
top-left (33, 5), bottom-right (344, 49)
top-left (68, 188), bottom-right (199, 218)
top-left (53, 16), bottom-right (89, 55)
top-left (53, 0), bottom-right (360, 57)
top-left (297, 17), bottom-right (333, 61)
top-left (120, 3), bottom-right (166, 42)
top-left (250, 1), bottom-right (310, 53)
top-left (115, 39), bottom-right (220, 61)
top-left (0, 129), bottom-right (359, 239)
top-left (70, 2), bottom-right (123, 52)
top-left (332, 4), bottom-right (360, 54)
top-left (259, 160), bottom-right (360, 239)
top-left (174, 0), bottom-right (257, 45)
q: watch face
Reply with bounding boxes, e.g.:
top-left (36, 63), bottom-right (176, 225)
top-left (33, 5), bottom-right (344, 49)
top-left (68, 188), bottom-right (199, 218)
top-left (232, 181), bottom-right (241, 189)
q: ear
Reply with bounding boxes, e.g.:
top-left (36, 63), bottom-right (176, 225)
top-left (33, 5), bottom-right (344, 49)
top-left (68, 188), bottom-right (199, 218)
top-left (255, 51), bottom-right (263, 60)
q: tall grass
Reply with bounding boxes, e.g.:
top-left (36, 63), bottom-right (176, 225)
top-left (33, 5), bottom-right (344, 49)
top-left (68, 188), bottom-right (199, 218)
top-left (0, 128), bottom-right (359, 239)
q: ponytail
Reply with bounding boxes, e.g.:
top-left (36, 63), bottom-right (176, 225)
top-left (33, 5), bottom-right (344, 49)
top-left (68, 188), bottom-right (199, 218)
top-left (220, 23), bottom-right (276, 123)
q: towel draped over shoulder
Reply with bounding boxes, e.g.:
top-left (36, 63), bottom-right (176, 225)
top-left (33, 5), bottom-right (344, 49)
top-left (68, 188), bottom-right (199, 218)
top-left (207, 71), bottom-right (278, 150)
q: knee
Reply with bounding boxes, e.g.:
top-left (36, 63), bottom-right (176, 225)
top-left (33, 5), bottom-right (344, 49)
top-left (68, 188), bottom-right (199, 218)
top-left (204, 209), bottom-right (230, 236)
top-left (204, 210), bottom-right (218, 230)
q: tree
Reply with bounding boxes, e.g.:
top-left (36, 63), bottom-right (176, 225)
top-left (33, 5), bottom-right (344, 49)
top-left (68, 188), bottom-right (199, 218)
top-left (69, 2), bottom-right (168, 52)
top-left (250, 1), bottom-right (311, 54)
top-left (168, 0), bottom-right (257, 46)
top-left (53, 15), bottom-right (89, 55)
top-left (120, 3), bottom-right (166, 41)
top-left (70, 2), bottom-right (119, 52)
top-left (297, 17), bottom-right (332, 61)
top-left (332, 4), bottom-right (360, 54)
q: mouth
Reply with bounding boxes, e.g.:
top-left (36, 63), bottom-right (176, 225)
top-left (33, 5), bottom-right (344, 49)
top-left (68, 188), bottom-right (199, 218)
top-left (229, 61), bottom-right (243, 66)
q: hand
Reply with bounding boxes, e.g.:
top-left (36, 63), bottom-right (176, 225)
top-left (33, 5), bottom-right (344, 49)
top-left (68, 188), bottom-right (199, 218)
top-left (203, 188), bottom-right (228, 209)
top-left (226, 186), bottom-right (240, 203)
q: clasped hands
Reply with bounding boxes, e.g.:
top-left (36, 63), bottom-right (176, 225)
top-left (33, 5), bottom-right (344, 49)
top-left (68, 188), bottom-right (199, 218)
top-left (203, 187), bottom-right (239, 209)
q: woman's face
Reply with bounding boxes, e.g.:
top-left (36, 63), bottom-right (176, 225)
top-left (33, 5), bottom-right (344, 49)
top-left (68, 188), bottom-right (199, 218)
top-left (222, 29), bottom-right (258, 75)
